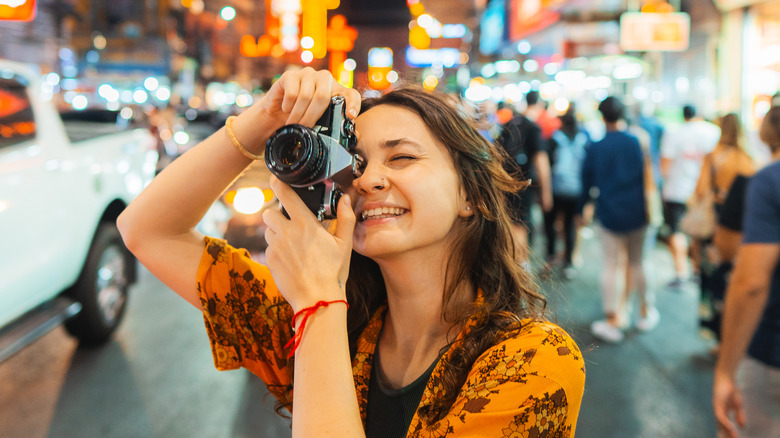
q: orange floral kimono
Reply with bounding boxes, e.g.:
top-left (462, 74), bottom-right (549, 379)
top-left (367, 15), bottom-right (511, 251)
top-left (197, 237), bottom-right (586, 437)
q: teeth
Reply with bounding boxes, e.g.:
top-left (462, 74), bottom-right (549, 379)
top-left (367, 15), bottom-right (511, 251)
top-left (361, 207), bottom-right (405, 220)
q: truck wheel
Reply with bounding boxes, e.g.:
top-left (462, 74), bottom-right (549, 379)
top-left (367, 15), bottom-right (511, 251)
top-left (64, 222), bottom-right (130, 345)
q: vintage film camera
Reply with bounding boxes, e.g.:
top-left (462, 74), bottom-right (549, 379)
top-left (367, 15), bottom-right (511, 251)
top-left (264, 96), bottom-right (364, 221)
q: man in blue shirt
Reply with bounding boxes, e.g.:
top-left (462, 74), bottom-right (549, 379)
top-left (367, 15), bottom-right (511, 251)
top-left (714, 106), bottom-right (780, 438)
top-left (580, 96), bottom-right (656, 343)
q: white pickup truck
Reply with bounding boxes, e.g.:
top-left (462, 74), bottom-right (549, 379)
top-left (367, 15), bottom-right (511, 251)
top-left (0, 59), bottom-right (158, 361)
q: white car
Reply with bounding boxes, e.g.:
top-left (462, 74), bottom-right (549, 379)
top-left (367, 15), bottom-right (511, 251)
top-left (0, 60), bottom-right (158, 361)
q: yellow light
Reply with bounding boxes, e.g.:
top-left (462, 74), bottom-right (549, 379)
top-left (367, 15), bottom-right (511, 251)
top-left (302, 0), bottom-right (341, 59)
top-left (232, 187), bottom-right (265, 214)
top-left (339, 69), bottom-right (353, 88)
top-left (409, 2), bottom-right (424, 17)
top-left (409, 25), bottom-right (431, 50)
top-left (423, 75), bottom-right (438, 90)
top-left (271, 44), bottom-right (286, 58)
top-left (93, 34), bottom-right (107, 50)
top-left (368, 66), bottom-right (392, 90)
top-left (469, 77), bottom-right (486, 87)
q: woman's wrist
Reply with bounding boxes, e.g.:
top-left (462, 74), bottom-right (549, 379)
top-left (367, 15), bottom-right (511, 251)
top-left (228, 107), bottom-right (277, 159)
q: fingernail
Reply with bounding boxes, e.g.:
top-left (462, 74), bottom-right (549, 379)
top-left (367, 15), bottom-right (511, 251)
top-left (348, 108), bottom-right (357, 118)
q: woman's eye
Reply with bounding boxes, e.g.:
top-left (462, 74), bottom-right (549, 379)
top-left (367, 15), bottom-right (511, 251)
top-left (390, 155), bottom-right (416, 162)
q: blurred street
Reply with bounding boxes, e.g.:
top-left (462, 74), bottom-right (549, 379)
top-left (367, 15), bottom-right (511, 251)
top-left (0, 222), bottom-right (717, 438)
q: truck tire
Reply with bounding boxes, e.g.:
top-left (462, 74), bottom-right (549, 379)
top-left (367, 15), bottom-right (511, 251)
top-left (64, 222), bottom-right (130, 345)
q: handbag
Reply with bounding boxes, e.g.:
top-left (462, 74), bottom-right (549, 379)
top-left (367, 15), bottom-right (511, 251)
top-left (680, 190), bottom-right (716, 239)
top-left (679, 156), bottom-right (717, 239)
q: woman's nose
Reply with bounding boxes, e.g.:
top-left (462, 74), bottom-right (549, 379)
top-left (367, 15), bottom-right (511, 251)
top-left (354, 163), bottom-right (387, 194)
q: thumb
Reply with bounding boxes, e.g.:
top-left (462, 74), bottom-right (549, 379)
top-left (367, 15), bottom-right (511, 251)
top-left (334, 194), bottom-right (356, 246)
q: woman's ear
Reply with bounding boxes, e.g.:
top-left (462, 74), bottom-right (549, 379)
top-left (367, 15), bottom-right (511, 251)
top-left (458, 185), bottom-right (474, 217)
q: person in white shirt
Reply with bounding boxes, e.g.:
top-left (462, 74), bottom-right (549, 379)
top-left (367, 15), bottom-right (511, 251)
top-left (660, 105), bottom-right (720, 287)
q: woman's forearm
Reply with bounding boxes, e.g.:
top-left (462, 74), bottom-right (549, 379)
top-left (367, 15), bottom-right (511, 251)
top-left (291, 303), bottom-right (364, 437)
top-left (119, 106), bottom-right (273, 244)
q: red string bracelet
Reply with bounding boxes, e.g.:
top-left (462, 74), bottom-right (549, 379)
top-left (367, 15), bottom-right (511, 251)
top-left (284, 299), bottom-right (349, 358)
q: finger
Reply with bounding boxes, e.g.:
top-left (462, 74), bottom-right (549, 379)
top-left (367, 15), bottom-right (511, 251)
top-left (714, 410), bottom-right (737, 438)
top-left (286, 69), bottom-right (317, 125)
top-left (298, 71), bottom-right (334, 127)
top-left (262, 207), bottom-right (283, 233)
top-left (269, 175), bottom-right (314, 221)
top-left (334, 194), bottom-right (356, 245)
top-left (263, 224), bottom-right (276, 246)
top-left (335, 85), bottom-right (362, 119)
top-left (735, 395), bottom-right (746, 428)
top-left (278, 71), bottom-right (301, 114)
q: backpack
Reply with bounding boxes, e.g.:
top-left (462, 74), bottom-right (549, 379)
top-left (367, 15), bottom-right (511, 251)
top-left (550, 130), bottom-right (588, 197)
top-left (496, 115), bottom-right (540, 179)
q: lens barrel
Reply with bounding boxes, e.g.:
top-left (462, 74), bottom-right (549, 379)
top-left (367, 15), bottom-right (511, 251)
top-left (265, 125), bottom-right (327, 185)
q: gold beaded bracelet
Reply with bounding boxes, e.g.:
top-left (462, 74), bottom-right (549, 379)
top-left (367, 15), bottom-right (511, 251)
top-left (225, 115), bottom-right (263, 160)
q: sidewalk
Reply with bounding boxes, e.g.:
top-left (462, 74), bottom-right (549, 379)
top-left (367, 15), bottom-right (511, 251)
top-left (536, 225), bottom-right (718, 437)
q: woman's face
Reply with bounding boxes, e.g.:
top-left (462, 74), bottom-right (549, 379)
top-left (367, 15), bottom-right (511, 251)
top-left (346, 104), bottom-right (471, 260)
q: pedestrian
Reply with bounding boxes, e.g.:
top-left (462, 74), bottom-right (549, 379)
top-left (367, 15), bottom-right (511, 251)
top-left (713, 106), bottom-right (780, 438)
top-left (495, 97), bottom-right (553, 263)
top-left (637, 102), bottom-right (665, 191)
top-left (692, 113), bottom-right (755, 346)
top-left (117, 68), bottom-right (585, 436)
top-left (525, 90), bottom-right (561, 141)
top-left (580, 96), bottom-right (656, 343)
top-left (543, 103), bottom-right (589, 278)
top-left (660, 104), bottom-right (721, 287)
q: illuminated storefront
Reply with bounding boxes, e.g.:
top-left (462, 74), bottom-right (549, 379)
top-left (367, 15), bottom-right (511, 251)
top-left (717, 0), bottom-right (780, 130)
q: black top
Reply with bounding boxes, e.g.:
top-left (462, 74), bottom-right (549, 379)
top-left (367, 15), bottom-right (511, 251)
top-left (496, 114), bottom-right (544, 179)
top-left (364, 350), bottom-right (440, 438)
top-left (718, 175), bottom-right (750, 231)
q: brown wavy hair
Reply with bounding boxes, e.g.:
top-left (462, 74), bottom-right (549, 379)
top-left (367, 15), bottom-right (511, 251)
top-left (342, 87), bottom-right (548, 424)
top-left (717, 113), bottom-right (746, 151)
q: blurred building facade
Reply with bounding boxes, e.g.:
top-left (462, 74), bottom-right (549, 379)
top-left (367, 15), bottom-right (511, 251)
top-left (0, 0), bottom-right (777, 130)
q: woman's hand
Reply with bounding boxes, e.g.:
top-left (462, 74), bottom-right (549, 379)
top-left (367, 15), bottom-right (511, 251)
top-left (230, 67), bottom-right (362, 154)
top-left (263, 176), bottom-right (357, 313)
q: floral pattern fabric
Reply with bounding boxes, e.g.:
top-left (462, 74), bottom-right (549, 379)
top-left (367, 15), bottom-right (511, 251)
top-left (197, 237), bottom-right (586, 436)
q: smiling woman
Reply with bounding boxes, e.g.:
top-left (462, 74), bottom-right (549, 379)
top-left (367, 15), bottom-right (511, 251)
top-left (116, 67), bottom-right (585, 437)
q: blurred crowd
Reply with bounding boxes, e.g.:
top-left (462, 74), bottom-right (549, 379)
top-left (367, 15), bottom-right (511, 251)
top-left (462, 90), bottom-right (780, 437)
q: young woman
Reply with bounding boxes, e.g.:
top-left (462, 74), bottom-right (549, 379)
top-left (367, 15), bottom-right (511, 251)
top-left (118, 68), bottom-right (585, 437)
top-left (692, 113), bottom-right (756, 347)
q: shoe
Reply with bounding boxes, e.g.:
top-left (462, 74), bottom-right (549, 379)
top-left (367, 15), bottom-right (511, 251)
top-left (591, 320), bottom-right (624, 343)
top-left (562, 265), bottom-right (577, 280)
top-left (637, 307), bottom-right (660, 332)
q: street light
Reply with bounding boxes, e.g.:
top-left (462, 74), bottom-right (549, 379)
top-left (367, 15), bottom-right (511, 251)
top-left (220, 6), bottom-right (236, 21)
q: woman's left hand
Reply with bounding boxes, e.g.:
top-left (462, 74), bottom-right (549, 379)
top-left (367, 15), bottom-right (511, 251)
top-left (262, 176), bottom-right (357, 312)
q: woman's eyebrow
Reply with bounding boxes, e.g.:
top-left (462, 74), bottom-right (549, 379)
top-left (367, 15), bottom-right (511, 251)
top-left (356, 138), bottom-right (423, 155)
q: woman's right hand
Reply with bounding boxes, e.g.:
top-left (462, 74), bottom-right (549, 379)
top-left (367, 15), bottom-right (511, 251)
top-left (229, 67), bottom-right (362, 157)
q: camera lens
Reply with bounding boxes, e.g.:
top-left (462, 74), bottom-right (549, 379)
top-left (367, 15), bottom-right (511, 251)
top-left (265, 125), bottom-right (327, 185)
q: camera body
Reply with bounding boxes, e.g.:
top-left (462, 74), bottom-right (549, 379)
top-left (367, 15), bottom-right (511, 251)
top-left (265, 96), bottom-right (363, 221)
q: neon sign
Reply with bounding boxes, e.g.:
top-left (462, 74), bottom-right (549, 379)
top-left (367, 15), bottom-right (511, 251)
top-left (0, 0), bottom-right (36, 21)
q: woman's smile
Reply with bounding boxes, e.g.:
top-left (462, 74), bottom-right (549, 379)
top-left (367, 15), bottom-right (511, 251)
top-left (359, 206), bottom-right (408, 222)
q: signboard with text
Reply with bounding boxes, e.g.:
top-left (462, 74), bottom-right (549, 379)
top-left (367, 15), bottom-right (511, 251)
top-left (0, 0), bottom-right (36, 21)
top-left (620, 12), bottom-right (690, 52)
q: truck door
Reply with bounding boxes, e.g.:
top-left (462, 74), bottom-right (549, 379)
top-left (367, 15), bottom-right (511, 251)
top-left (0, 73), bottom-right (70, 327)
